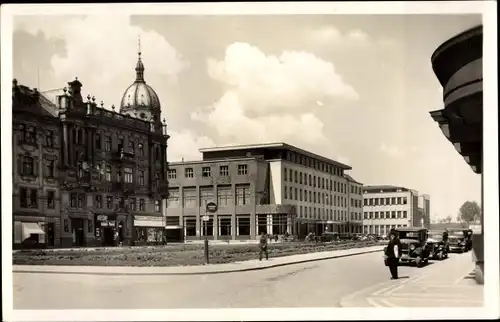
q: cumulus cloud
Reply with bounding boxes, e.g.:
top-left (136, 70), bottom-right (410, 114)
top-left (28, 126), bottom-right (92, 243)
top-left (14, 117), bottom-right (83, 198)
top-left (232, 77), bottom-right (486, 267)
top-left (168, 130), bottom-right (216, 162)
top-left (308, 26), bottom-right (394, 49)
top-left (14, 15), bottom-right (188, 108)
top-left (380, 143), bottom-right (405, 158)
top-left (194, 42), bottom-right (357, 148)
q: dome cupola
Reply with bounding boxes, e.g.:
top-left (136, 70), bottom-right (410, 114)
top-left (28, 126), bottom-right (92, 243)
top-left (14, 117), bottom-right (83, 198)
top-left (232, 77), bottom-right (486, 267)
top-left (119, 42), bottom-right (161, 121)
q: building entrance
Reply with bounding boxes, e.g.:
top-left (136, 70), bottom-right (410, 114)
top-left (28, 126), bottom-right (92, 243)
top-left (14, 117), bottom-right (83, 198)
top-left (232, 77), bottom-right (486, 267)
top-left (71, 218), bottom-right (85, 247)
top-left (47, 222), bottom-right (55, 247)
top-left (102, 227), bottom-right (115, 246)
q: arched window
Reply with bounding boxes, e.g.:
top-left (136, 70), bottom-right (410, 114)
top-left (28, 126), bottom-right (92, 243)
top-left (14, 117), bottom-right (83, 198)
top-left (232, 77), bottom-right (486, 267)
top-left (105, 166), bottom-right (112, 182)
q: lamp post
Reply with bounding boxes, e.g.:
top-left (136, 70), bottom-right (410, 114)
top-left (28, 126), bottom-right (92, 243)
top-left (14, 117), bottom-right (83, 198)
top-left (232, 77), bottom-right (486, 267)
top-left (204, 202), bottom-right (218, 265)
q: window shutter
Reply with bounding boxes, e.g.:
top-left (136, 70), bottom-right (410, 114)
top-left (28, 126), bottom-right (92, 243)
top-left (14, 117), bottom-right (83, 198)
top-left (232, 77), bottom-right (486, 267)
top-left (17, 156), bottom-right (22, 175)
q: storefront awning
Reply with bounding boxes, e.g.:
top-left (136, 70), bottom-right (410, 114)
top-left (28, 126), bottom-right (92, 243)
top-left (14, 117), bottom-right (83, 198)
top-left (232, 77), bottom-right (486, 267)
top-left (22, 222), bottom-right (45, 240)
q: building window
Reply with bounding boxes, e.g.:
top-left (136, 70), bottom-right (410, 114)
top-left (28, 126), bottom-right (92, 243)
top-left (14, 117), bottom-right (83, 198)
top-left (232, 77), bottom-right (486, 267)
top-left (219, 165), bottom-right (229, 177)
top-left (403, 211), bottom-right (407, 218)
top-left (238, 164), bottom-right (248, 175)
top-left (24, 125), bottom-right (37, 144)
top-left (45, 130), bottom-right (54, 147)
top-left (138, 170), bottom-right (145, 186)
top-left (236, 185), bottom-right (250, 205)
top-left (391, 211), bottom-right (396, 219)
top-left (155, 172), bottom-right (160, 187)
top-left (124, 167), bottom-right (133, 183)
top-left (129, 198), bottom-right (137, 211)
top-left (168, 169), bottom-right (177, 179)
top-left (106, 196), bottom-right (113, 209)
top-left (202, 217), bottom-right (214, 236)
top-left (138, 143), bottom-right (144, 156)
top-left (202, 167), bottom-right (211, 178)
top-left (21, 155), bottom-right (35, 176)
top-left (185, 217), bottom-right (197, 237)
top-left (236, 215), bottom-right (250, 236)
top-left (256, 214), bottom-right (267, 234)
top-left (78, 194), bottom-right (85, 208)
top-left (397, 211), bottom-right (402, 218)
top-left (154, 200), bottom-right (160, 212)
top-left (70, 193), bottom-right (77, 208)
top-left (104, 136), bottom-right (112, 152)
top-left (183, 189), bottom-right (197, 208)
top-left (217, 187), bottom-right (232, 207)
top-left (139, 199), bottom-right (145, 211)
top-left (95, 134), bottom-right (101, 150)
top-left (117, 138), bottom-right (124, 151)
top-left (20, 188), bottom-right (37, 208)
top-left (284, 168), bottom-right (288, 181)
top-left (397, 197), bottom-right (402, 205)
top-left (105, 166), bottom-right (112, 182)
top-left (284, 186), bottom-right (288, 199)
top-left (403, 197), bottom-right (407, 204)
top-left (95, 195), bottom-right (102, 208)
top-left (128, 141), bottom-right (135, 154)
top-left (185, 168), bottom-right (194, 178)
top-left (45, 160), bottom-right (55, 178)
top-left (116, 167), bottom-right (122, 182)
top-left (47, 191), bottom-right (55, 209)
top-left (299, 172), bottom-right (303, 184)
top-left (219, 216), bottom-right (232, 236)
top-left (199, 187), bottom-right (214, 206)
top-left (167, 189), bottom-right (180, 208)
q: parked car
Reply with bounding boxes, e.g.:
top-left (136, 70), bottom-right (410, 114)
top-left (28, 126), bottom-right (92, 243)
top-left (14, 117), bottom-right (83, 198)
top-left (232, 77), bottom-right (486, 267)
top-left (447, 230), bottom-right (468, 253)
top-left (386, 227), bottom-right (430, 267)
top-left (426, 231), bottom-right (449, 260)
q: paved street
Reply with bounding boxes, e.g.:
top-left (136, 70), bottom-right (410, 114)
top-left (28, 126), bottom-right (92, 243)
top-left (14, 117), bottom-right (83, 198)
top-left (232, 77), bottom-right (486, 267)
top-left (13, 251), bottom-right (479, 309)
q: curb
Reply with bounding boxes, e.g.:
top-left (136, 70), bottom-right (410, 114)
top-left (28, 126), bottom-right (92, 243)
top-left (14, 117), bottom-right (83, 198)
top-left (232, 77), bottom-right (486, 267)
top-left (13, 247), bottom-right (383, 276)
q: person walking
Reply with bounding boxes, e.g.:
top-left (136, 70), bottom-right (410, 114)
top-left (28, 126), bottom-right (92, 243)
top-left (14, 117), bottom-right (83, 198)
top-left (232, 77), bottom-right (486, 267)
top-left (259, 232), bottom-right (269, 261)
top-left (385, 229), bottom-right (402, 279)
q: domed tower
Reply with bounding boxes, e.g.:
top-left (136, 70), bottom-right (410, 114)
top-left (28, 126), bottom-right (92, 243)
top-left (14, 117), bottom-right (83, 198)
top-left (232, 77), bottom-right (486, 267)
top-left (119, 46), bottom-right (161, 126)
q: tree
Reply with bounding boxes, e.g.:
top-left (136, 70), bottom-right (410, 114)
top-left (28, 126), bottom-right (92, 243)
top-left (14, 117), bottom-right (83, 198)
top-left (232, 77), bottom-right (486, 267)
top-left (457, 201), bottom-right (481, 226)
top-left (445, 215), bottom-right (452, 223)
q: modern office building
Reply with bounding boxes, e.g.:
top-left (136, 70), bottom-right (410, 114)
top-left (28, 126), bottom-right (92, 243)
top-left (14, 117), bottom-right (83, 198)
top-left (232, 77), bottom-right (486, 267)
top-left (345, 174), bottom-right (364, 233)
top-left (12, 48), bottom-right (169, 249)
top-left (429, 25), bottom-right (483, 283)
top-left (418, 194), bottom-right (431, 229)
top-left (362, 185), bottom-right (430, 236)
top-left (165, 143), bottom-right (360, 242)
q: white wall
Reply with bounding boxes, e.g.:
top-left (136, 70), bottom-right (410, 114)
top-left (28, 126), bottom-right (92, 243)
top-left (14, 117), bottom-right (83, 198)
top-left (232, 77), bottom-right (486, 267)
top-left (268, 160), bottom-right (283, 205)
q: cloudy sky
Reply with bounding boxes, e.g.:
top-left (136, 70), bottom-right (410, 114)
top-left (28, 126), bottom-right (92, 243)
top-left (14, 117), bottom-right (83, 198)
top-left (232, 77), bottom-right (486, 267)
top-left (12, 13), bottom-right (482, 221)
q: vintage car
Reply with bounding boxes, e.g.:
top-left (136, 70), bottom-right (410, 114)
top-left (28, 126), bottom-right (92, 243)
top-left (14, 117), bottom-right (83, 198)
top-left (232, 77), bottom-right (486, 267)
top-left (463, 229), bottom-right (473, 251)
top-left (426, 231), bottom-right (449, 260)
top-left (447, 230), bottom-right (469, 253)
top-left (384, 227), bottom-right (430, 267)
top-left (321, 231), bottom-right (339, 242)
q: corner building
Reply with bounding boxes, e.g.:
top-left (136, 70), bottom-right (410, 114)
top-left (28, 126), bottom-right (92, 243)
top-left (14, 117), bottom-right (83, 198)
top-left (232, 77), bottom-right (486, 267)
top-left (12, 81), bottom-right (62, 249)
top-left (165, 143), bottom-right (362, 242)
top-left (362, 185), bottom-right (430, 236)
top-left (12, 50), bottom-right (169, 248)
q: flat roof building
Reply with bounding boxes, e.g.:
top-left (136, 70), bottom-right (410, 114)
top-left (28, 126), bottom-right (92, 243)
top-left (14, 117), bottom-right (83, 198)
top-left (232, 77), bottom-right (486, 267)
top-left (362, 185), bottom-right (430, 237)
top-left (165, 143), bottom-right (362, 242)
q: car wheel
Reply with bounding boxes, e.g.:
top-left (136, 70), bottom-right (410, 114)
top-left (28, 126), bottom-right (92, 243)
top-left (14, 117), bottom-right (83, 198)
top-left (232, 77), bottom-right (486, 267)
top-left (415, 256), bottom-right (423, 268)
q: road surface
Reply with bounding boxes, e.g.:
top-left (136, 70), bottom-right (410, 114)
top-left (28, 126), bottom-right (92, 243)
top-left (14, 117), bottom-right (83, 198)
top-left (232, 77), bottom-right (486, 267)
top-left (13, 251), bottom-right (466, 309)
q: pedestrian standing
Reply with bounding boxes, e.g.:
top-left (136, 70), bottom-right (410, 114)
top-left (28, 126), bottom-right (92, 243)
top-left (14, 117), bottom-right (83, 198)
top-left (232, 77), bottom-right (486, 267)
top-left (259, 232), bottom-right (269, 261)
top-left (385, 229), bottom-right (402, 279)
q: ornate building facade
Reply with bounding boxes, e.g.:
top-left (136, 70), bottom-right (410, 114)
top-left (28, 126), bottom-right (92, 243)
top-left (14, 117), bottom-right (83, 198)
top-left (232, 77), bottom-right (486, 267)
top-left (12, 50), bottom-right (169, 248)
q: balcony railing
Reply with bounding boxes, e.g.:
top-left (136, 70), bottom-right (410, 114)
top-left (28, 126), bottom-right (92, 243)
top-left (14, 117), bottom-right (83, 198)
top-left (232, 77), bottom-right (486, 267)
top-left (112, 149), bottom-right (136, 163)
top-left (112, 181), bottom-right (136, 193)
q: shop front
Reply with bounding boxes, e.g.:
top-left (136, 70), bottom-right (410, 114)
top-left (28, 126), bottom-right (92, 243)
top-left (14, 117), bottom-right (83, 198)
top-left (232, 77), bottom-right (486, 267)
top-left (94, 213), bottom-right (125, 247)
top-left (133, 215), bottom-right (165, 246)
top-left (13, 215), bottom-right (47, 249)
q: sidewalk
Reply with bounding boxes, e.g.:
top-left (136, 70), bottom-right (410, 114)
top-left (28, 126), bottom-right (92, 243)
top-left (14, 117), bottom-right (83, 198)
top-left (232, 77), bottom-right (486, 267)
top-left (340, 252), bottom-right (483, 307)
top-left (13, 245), bottom-right (383, 276)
